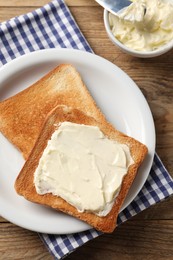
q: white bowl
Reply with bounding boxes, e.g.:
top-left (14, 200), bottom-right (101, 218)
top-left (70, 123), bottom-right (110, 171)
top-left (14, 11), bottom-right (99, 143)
top-left (104, 9), bottom-right (173, 58)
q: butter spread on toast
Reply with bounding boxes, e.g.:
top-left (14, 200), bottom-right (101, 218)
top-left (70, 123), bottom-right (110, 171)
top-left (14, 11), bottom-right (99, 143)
top-left (34, 122), bottom-right (134, 216)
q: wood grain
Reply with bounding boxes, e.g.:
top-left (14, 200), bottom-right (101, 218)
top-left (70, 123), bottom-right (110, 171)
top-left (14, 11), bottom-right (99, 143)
top-left (0, 223), bottom-right (52, 259)
top-left (66, 220), bottom-right (173, 260)
top-left (0, 0), bottom-right (173, 259)
top-left (0, 0), bottom-right (98, 7)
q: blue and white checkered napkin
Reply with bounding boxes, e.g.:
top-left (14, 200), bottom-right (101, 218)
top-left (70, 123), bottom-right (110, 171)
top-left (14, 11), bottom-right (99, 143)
top-left (0, 0), bottom-right (173, 259)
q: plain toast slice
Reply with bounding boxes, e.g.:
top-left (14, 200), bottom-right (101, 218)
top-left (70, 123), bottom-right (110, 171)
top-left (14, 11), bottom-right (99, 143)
top-left (15, 105), bottom-right (148, 233)
top-left (0, 64), bottom-right (105, 159)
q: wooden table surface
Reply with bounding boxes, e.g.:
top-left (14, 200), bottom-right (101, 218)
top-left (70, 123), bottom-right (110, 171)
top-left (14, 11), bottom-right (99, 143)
top-left (0, 0), bottom-right (173, 259)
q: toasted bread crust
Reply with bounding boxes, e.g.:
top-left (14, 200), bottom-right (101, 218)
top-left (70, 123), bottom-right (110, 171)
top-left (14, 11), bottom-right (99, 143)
top-left (15, 105), bottom-right (148, 233)
top-left (0, 64), bottom-right (105, 159)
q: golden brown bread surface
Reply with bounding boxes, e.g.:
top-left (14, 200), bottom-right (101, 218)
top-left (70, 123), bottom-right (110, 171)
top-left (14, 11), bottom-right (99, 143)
top-left (15, 105), bottom-right (148, 233)
top-left (0, 64), bottom-right (105, 159)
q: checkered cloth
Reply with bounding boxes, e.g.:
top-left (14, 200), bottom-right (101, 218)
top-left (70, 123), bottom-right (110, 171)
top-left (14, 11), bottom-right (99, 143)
top-left (0, 0), bottom-right (173, 259)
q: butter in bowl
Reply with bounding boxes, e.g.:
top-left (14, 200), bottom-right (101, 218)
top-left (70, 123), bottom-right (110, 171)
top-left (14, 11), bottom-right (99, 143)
top-left (104, 0), bottom-right (173, 58)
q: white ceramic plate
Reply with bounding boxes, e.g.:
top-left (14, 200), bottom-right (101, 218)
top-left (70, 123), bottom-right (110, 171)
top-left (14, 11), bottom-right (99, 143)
top-left (0, 49), bottom-right (155, 234)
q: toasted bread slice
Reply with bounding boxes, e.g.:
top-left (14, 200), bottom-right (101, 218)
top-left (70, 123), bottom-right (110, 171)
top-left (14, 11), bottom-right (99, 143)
top-left (0, 64), bottom-right (105, 159)
top-left (15, 105), bottom-right (148, 233)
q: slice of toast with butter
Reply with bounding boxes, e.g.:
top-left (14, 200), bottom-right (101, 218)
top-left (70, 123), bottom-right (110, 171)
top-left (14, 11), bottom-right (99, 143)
top-left (0, 64), bottom-right (105, 159)
top-left (15, 105), bottom-right (148, 233)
